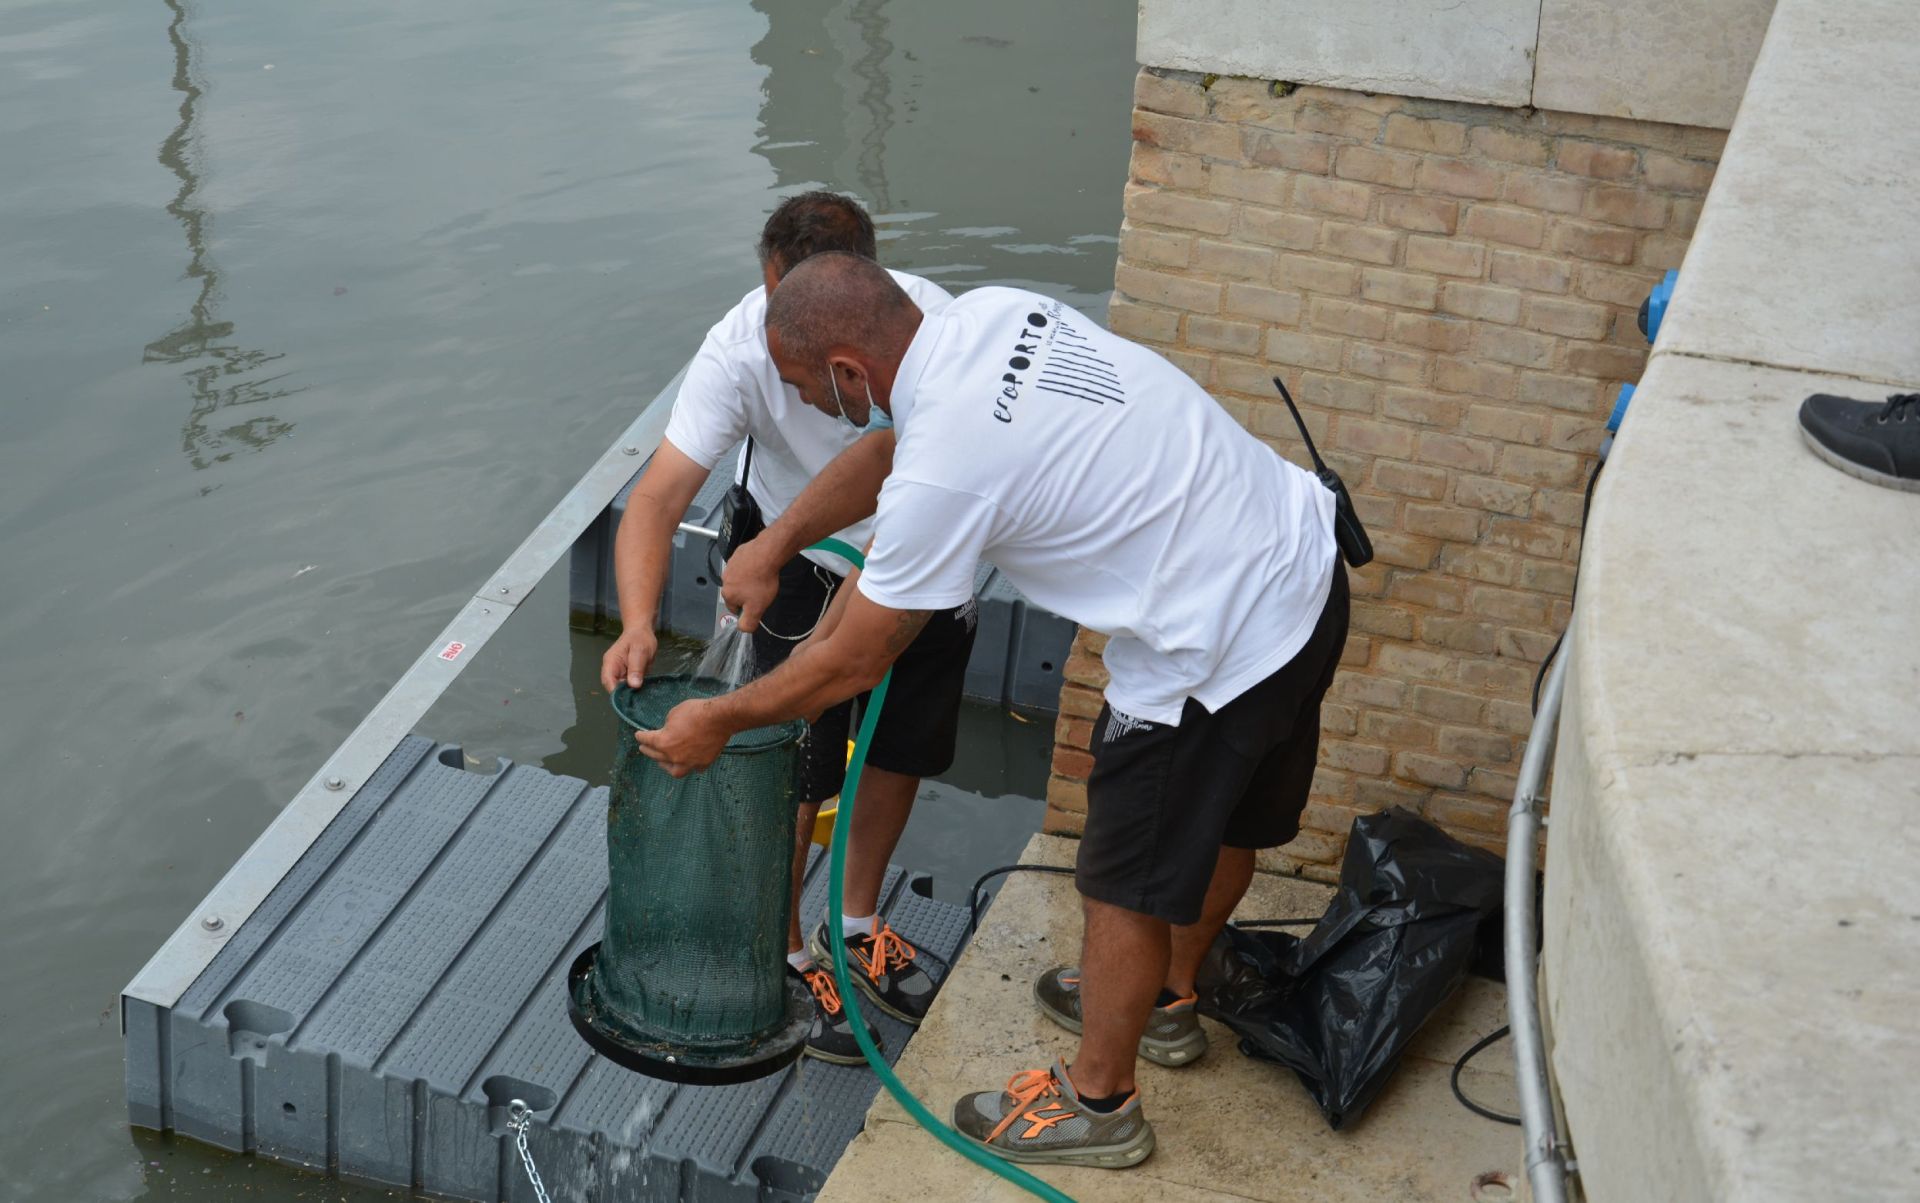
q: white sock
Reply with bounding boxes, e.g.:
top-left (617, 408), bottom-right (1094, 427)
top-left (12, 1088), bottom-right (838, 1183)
top-left (841, 912), bottom-right (877, 938)
top-left (787, 948), bottom-right (815, 972)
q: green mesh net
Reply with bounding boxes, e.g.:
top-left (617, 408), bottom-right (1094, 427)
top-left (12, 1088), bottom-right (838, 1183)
top-left (569, 675), bottom-right (810, 1079)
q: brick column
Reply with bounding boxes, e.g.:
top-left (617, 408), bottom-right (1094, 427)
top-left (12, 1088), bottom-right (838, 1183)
top-left (1047, 69), bottom-right (1722, 878)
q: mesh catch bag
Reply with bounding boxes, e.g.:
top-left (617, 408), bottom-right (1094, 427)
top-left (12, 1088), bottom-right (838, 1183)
top-left (566, 675), bottom-right (814, 1084)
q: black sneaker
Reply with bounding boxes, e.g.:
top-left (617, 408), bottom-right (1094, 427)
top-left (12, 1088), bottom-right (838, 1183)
top-left (1799, 392), bottom-right (1920, 492)
top-left (799, 963), bottom-right (880, 1065)
top-left (808, 919), bottom-right (940, 1025)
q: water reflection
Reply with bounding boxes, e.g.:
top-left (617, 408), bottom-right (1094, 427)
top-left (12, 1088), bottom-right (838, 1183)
top-left (144, 0), bottom-right (300, 472)
top-left (747, 0), bottom-right (1133, 308)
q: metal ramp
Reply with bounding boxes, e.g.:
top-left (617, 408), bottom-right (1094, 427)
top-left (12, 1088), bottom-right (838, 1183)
top-left (123, 736), bottom-right (969, 1201)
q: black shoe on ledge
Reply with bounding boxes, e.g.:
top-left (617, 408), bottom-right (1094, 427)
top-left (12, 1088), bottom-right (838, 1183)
top-left (1798, 392), bottom-right (1920, 492)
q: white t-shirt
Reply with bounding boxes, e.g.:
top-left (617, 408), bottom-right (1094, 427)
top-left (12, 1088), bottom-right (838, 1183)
top-left (662, 269), bottom-right (956, 574)
top-left (858, 287), bottom-right (1338, 725)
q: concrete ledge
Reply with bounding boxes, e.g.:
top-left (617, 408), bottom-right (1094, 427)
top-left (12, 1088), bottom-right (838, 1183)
top-left (1546, 1), bottom-right (1920, 1197)
top-left (820, 834), bottom-right (1522, 1202)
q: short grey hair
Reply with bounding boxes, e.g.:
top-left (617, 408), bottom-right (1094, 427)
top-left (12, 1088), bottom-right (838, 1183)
top-left (764, 251), bottom-right (917, 365)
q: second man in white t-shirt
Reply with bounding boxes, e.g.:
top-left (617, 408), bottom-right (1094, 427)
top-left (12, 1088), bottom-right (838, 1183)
top-left (599, 194), bottom-right (974, 1066)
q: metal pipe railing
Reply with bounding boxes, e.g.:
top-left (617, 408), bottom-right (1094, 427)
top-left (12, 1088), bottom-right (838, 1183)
top-left (1506, 639), bottom-right (1573, 1203)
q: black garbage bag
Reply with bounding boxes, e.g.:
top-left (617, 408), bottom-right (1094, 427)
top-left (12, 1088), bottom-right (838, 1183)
top-left (1197, 807), bottom-right (1503, 1129)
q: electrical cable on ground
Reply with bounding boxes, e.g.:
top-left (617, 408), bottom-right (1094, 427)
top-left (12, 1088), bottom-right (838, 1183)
top-left (1451, 1026), bottom-right (1522, 1126)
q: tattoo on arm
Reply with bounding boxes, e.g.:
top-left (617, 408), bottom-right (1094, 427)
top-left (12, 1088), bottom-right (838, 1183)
top-left (883, 610), bottom-right (933, 659)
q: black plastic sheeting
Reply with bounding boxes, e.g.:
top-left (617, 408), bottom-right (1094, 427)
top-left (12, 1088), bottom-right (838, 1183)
top-left (1198, 807), bottom-right (1504, 1129)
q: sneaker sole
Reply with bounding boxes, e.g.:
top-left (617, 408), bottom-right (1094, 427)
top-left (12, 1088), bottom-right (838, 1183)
top-left (807, 931), bottom-right (925, 1027)
top-left (966, 1124), bottom-right (1156, 1169)
top-left (1031, 979), bottom-right (1208, 1068)
top-left (1801, 426), bottom-right (1920, 493)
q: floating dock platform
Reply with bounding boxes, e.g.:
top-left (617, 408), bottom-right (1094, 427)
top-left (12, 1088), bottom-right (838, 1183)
top-left (124, 736), bottom-right (966, 1200)
top-left (120, 369), bottom-right (981, 1201)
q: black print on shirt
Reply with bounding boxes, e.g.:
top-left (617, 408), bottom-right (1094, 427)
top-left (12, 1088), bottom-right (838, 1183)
top-left (1036, 313), bottom-right (1126, 407)
top-left (990, 303), bottom-right (1126, 424)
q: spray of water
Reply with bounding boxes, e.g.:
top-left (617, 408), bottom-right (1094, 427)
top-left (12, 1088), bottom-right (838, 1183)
top-left (695, 612), bottom-right (755, 689)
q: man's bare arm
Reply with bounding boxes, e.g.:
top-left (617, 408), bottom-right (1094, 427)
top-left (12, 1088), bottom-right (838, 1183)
top-left (599, 441), bottom-right (711, 691)
top-left (759, 429), bottom-right (894, 562)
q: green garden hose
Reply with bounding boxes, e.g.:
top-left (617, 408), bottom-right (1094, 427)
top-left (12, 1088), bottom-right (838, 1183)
top-left (808, 537), bottom-right (1075, 1203)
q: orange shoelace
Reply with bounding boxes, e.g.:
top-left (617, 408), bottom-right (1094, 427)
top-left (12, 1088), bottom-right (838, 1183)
top-left (803, 966), bottom-right (843, 1016)
top-left (985, 1068), bottom-right (1079, 1144)
top-left (855, 921), bottom-right (917, 982)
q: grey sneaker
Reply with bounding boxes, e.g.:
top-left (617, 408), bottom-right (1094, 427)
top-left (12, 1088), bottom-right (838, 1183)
top-left (808, 919), bottom-right (939, 1025)
top-left (952, 1059), bottom-right (1155, 1169)
top-left (1799, 392), bottom-right (1920, 492)
top-left (1033, 966), bottom-right (1209, 1067)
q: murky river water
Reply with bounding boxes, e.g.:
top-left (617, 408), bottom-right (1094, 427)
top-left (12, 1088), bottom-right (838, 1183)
top-left (0, 1), bottom-right (1134, 1197)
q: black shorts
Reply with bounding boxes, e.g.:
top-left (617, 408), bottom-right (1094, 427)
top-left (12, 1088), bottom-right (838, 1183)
top-left (751, 553), bottom-right (977, 807)
top-left (1075, 563), bottom-right (1350, 925)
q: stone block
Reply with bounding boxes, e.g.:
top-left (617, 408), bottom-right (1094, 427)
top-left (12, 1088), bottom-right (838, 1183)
top-left (1114, 264), bottom-right (1222, 314)
top-left (1321, 221), bottom-right (1399, 266)
top-left (1554, 140), bottom-right (1640, 181)
top-left (1406, 235), bottom-right (1487, 278)
top-left (1223, 281), bottom-right (1304, 325)
top-left (1359, 268), bottom-right (1440, 311)
top-left (1137, 0), bottom-right (1539, 108)
top-left (1237, 206), bottom-right (1321, 250)
top-left (1468, 125), bottom-right (1554, 166)
top-left (1208, 163), bottom-right (1293, 207)
top-left (1279, 253), bottom-right (1361, 296)
top-left (1292, 174), bottom-right (1374, 219)
top-left (1490, 249), bottom-right (1572, 295)
top-left (1549, 218), bottom-right (1638, 264)
top-left (1309, 296), bottom-right (1391, 339)
top-left (1416, 157), bottom-right (1505, 200)
top-left (1133, 109), bottom-right (1247, 163)
top-left (1378, 193), bottom-right (1459, 234)
top-left (1534, 0), bottom-right (1774, 129)
top-left (1130, 143), bottom-right (1208, 191)
top-left (1133, 68), bottom-right (1211, 119)
top-left (1526, 296), bottom-right (1612, 340)
top-left (1461, 204), bottom-right (1548, 248)
top-left (1384, 113), bottom-right (1470, 154)
top-left (1435, 357), bottom-right (1518, 399)
top-left (1348, 344), bottom-right (1430, 385)
top-left (1193, 238), bottom-right (1276, 281)
top-left (1247, 130), bottom-right (1334, 174)
top-left (1263, 328), bottom-right (1345, 372)
top-left (1335, 145), bottom-right (1419, 189)
top-left (1583, 185), bottom-right (1669, 230)
top-left (1389, 313), bottom-right (1470, 353)
top-left (1504, 171), bottom-right (1589, 215)
top-left (1439, 281), bottom-right (1524, 324)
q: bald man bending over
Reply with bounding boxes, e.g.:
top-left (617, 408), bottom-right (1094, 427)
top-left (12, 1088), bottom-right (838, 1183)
top-left (636, 252), bottom-right (1346, 1169)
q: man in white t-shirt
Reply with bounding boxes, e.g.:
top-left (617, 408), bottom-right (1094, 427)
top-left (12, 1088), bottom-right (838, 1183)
top-left (599, 195), bottom-right (975, 1066)
top-left (634, 252), bottom-right (1348, 1169)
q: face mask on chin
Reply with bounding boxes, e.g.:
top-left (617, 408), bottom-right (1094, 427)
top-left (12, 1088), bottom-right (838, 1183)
top-left (828, 363), bottom-right (893, 433)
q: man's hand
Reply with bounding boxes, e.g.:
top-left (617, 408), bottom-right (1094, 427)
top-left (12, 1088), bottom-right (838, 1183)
top-left (632, 697), bottom-right (728, 778)
top-left (720, 534), bottom-right (784, 633)
top-left (600, 628), bottom-right (659, 694)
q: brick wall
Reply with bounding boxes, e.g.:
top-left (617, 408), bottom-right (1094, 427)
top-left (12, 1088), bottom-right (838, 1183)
top-left (1046, 68), bottom-right (1723, 877)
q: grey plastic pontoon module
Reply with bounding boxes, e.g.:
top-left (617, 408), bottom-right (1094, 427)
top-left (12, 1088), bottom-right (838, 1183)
top-left (124, 736), bottom-right (968, 1200)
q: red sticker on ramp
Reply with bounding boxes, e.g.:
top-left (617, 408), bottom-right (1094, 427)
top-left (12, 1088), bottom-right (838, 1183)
top-left (438, 641), bottom-right (466, 662)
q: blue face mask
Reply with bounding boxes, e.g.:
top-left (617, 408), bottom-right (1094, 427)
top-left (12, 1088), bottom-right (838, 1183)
top-left (829, 364), bottom-right (892, 433)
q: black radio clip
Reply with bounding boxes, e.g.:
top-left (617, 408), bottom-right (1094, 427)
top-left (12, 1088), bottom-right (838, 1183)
top-left (1271, 376), bottom-right (1374, 568)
